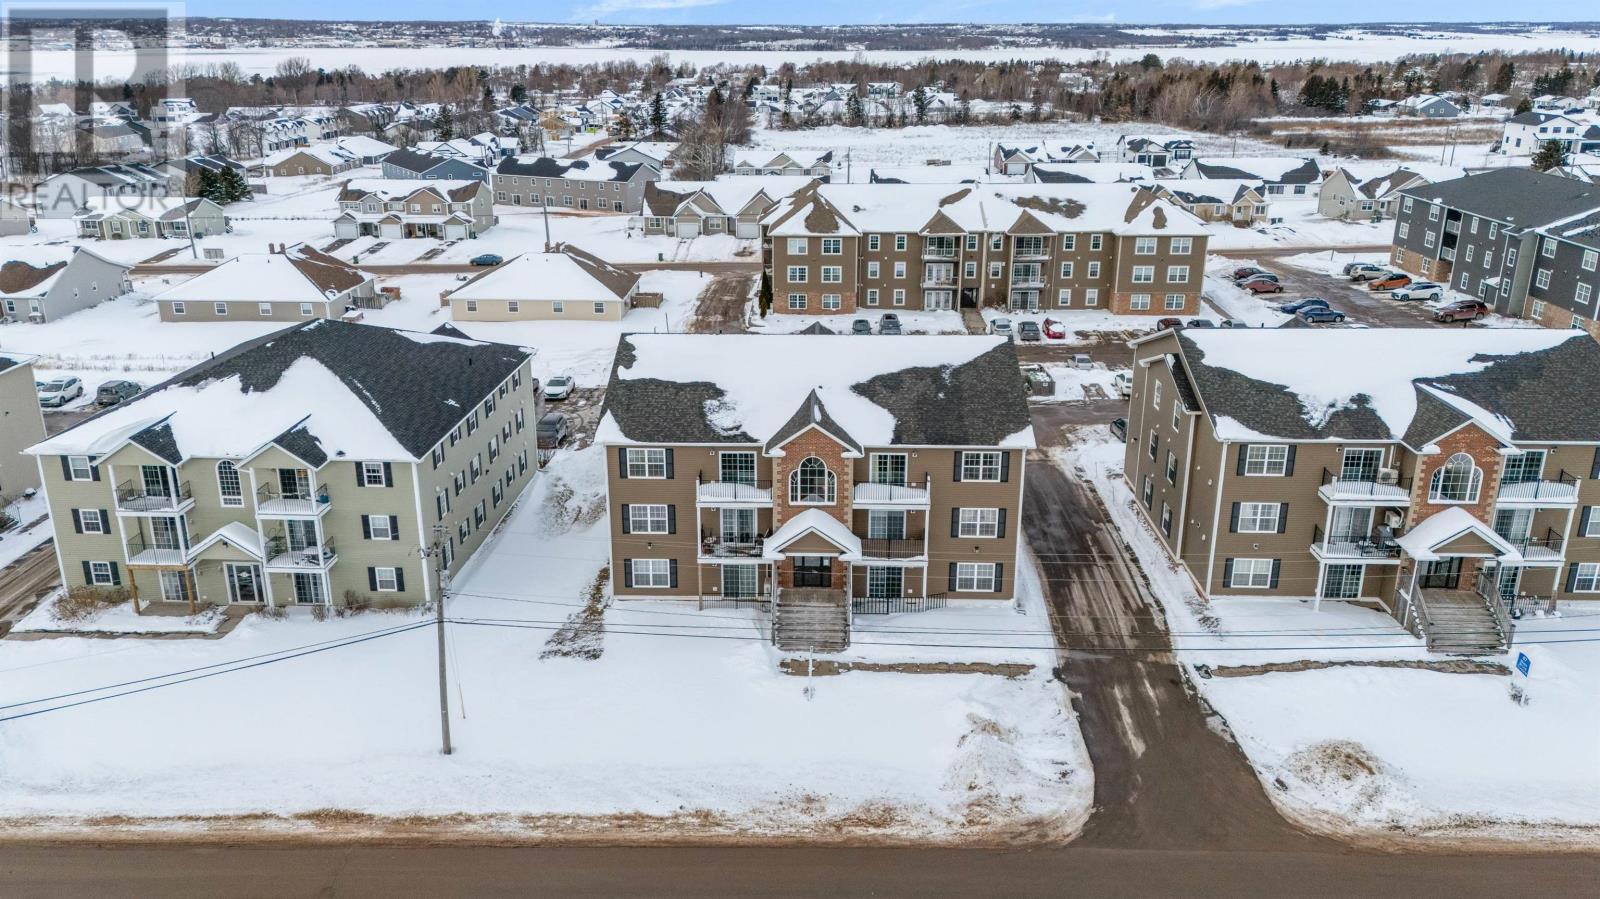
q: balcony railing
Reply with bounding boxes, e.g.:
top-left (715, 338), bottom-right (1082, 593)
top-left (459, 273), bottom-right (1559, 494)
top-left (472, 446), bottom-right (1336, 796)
top-left (1319, 468), bottom-right (1411, 502)
top-left (921, 273), bottom-right (957, 288)
top-left (1008, 275), bottom-right (1046, 288)
top-left (265, 537), bottom-right (338, 569)
top-left (115, 478), bottom-right (192, 512)
top-left (851, 594), bottom-right (947, 615)
top-left (921, 243), bottom-right (957, 260)
top-left (695, 473), bottom-right (774, 505)
top-left (853, 478), bottom-right (932, 507)
top-left (1499, 527), bottom-right (1565, 563)
top-left (256, 482), bottom-right (332, 515)
top-left (1012, 245), bottom-right (1050, 260)
top-left (1496, 471), bottom-right (1580, 504)
top-left (125, 534), bottom-right (188, 566)
top-left (699, 528), bottom-right (766, 558)
top-left (858, 535), bottom-right (926, 560)
top-left (1311, 523), bottom-right (1404, 560)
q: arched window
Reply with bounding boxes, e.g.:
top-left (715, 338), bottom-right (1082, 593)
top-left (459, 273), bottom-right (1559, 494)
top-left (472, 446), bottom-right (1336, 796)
top-left (789, 456), bottom-right (836, 505)
top-left (1429, 452), bottom-right (1482, 504)
top-left (217, 460), bottom-right (243, 507)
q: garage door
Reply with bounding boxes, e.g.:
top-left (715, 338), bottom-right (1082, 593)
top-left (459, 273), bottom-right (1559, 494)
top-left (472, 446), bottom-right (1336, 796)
top-left (676, 222), bottom-right (701, 238)
top-left (735, 221), bottom-right (759, 238)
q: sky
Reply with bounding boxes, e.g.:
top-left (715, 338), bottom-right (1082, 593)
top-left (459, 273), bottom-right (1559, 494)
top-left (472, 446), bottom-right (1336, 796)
top-left (183, 2), bottom-right (1598, 26)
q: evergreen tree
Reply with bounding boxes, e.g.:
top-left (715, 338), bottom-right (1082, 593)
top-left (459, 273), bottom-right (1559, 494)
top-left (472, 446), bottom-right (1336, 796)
top-left (195, 168), bottom-right (224, 204)
top-left (1514, 96), bottom-right (1533, 115)
top-left (912, 84), bottom-right (930, 125)
top-left (649, 92), bottom-right (667, 137)
top-left (436, 106), bottom-right (455, 141)
top-left (223, 167), bottom-right (252, 202)
top-left (1531, 139), bottom-right (1565, 172)
top-left (509, 83), bottom-right (527, 104)
top-left (845, 90), bottom-right (864, 127)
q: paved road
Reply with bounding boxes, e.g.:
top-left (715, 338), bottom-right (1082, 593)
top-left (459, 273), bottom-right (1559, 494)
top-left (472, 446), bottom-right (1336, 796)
top-left (0, 541), bottom-right (58, 634)
top-left (130, 261), bottom-right (764, 278)
top-left (1245, 259), bottom-right (1443, 329)
top-left (1212, 243), bottom-right (1391, 259)
top-left (687, 272), bottom-right (756, 333)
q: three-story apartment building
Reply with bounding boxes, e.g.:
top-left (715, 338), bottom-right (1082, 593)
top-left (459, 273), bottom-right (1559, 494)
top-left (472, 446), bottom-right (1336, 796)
top-left (333, 179), bottom-right (496, 240)
top-left (29, 320), bottom-right (541, 612)
top-left (1122, 327), bottom-right (1600, 653)
top-left (597, 334), bottom-right (1033, 650)
top-left (760, 183), bottom-right (1207, 316)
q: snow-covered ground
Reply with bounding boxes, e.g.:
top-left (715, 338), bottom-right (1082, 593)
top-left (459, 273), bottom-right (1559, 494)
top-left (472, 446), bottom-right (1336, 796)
top-left (0, 494), bottom-right (51, 571)
top-left (11, 591), bottom-right (226, 635)
top-left (1201, 199), bottom-right (1394, 251)
top-left (1065, 436), bottom-right (1600, 844)
top-left (1031, 363), bottom-right (1122, 402)
top-left (0, 447), bottom-right (1092, 841)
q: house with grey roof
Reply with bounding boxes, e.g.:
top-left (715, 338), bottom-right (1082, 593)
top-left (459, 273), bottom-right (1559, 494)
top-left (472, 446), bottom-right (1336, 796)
top-left (598, 333), bottom-right (1034, 651)
top-left (32, 163), bottom-right (175, 219)
top-left (28, 319), bottom-right (541, 612)
top-left (1318, 164), bottom-right (1446, 221)
top-left (379, 148), bottom-right (489, 182)
top-left (334, 179), bottom-right (496, 239)
top-left (0, 246), bottom-right (132, 323)
top-left (151, 245), bottom-right (380, 322)
top-left (492, 155), bottom-right (656, 213)
top-left (1123, 327), bottom-right (1600, 654)
top-left (1179, 156), bottom-right (1323, 197)
top-left (0, 353), bottom-right (47, 501)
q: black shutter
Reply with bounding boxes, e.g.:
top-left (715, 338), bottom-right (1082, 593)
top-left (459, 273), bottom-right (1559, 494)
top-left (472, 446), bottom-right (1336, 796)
top-left (1000, 453), bottom-right (1011, 482)
top-left (948, 561), bottom-right (959, 591)
top-left (1582, 507), bottom-right (1593, 537)
top-left (1566, 562), bottom-right (1579, 593)
top-left (99, 510), bottom-right (110, 532)
top-left (394, 567), bottom-right (405, 591)
top-left (1591, 447), bottom-right (1600, 480)
top-left (355, 464), bottom-right (365, 487)
top-left (1269, 560), bottom-right (1281, 589)
top-left (1223, 558), bottom-right (1234, 587)
top-left (1229, 502), bottom-right (1241, 533)
top-left (953, 454), bottom-right (963, 483)
top-left (389, 515), bottom-right (400, 540)
top-left (369, 567), bottom-right (381, 591)
top-left (382, 462), bottom-right (393, 487)
top-left (59, 456), bottom-right (72, 480)
top-left (993, 562), bottom-right (1004, 594)
top-left (1235, 445), bottom-right (1248, 475)
top-left (1284, 446), bottom-right (1297, 476)
top-left (89, 457), bottom-right (100, 481)
top-left (664, 449), bottom-right (675, 479)
top-left (1277, 503), bottom-right (1288, 534)
top-left (361, 515), bottom-right (372, 539)
top-left (105, 562), bottom-right (120, 586)
top-left (996, 508), bottom-right (1007, 539)
top-left (71, 509), bottom-right (83, 533)
top-left (620, 504), bottom-right (631, 534)
top-left (667, 505), bottom-right (677, 535)
top-left (668, 559), bottom-right (679, 588)
top-left (618, 447), bottom-right (629, 478)
top-left (951, 508), bottom-right (961, 538)
top-left (623, 559), bottom-right (634, 587)
top-left (81, 560), bottom-right (92, 583)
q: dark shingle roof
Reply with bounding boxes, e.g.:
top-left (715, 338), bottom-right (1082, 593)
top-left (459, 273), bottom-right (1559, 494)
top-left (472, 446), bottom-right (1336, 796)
top-left (1400, 168), bottom-right (1600, 227)
top-left (383, 148), bottom-right (451, 174)
top-left (764, 390), bottom-right (862, 454)
top-left (495, 156), bottom-right (641, 182)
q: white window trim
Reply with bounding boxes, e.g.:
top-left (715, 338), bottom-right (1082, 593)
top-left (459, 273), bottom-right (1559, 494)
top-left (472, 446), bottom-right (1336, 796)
top-left (1236, 502), bottom-right (1282, 534)
top-left (1229, 558), bottom-right (1274, 589)
top-left (625, 448), bottom-right (667, 479)
top-left (957, 507), bottom-right (1000, 538)
top-left (954, 561), bottom-right (997, 592)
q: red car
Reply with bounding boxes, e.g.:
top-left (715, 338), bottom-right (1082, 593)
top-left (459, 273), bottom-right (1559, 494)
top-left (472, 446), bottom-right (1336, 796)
top-left (1042, 317), bottom-right (1066, 339)
top-left (1369, 272), bottom-right (1412, 291)
top-left (1241, 279), bottom-right (1284, 294)
top-left (1232, 266), bottom-right (1268, 280)
top-left (1435, 300), bottom-right (1490, 322)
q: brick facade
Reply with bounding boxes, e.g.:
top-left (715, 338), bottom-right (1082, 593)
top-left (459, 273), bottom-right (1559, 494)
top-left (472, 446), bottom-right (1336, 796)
top-left (770, 428), bottom-right (856, 528)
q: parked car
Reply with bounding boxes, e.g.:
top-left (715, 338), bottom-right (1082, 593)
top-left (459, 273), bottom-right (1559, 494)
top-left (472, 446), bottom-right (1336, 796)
top-left (1109, 417), bottom-right (1128, 443)
top-left (1241, 279), bottom-right (1285, 295)
top-left (1072, 352), bottom-right (1093, 369)
top-left (1369, 272), bottom-right (1412, 291)
top-left (94, 379), bottom-right (141, 406)
top-left (1278, 297), bottom-right (1330, 314)
top-left (536, 412), bottom-right (571, 449)
top-left (543, 374), bottom-right (575, 401)
top-left (1042, 317), bottom-right (1066, 340)
top-left (1156, 317), bottom-right (1183, 331)
top-left (1219, 319), bottom-right (1245, 328)
top-left (36, 376), bottom-right (83, 408)
top-left (1389, 281), bottom-right (1444, 301)
top-left (1346, 263), bottom-right (1388, 281)
top-left (1233, 272), bottom-right (1279, 286)
top-left (1300, 306), bottom-right (1347, 324)
top-left (988, 317), bottom-right (1014, 339)
top-left (1185, 318), bottom-right (1216, 328)
top-left (1017, 320), bottom-right (1042, 342)
top-left (851, 318), bottom-right (873, 335)
top-left (1112, 372), bottom-right (1132, 399)
top-left (1435, 299), bottom-right (1490, 322)
top-left (878, 316), bottom-right (903, 335)
top-left (469, 254), bottom-right (503, 266)
top-left (1231, 266), bottom-right (1269, 280)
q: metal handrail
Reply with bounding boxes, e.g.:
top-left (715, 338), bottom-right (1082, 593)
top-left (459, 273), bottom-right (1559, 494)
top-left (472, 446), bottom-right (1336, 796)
top-left (858, 535), bottom-right (926, 559)
top-left (1312, 523), bottom-right (1403, 558)
top-left (1319, 467), bottom-right (1411, 495)
top-left (116, 478), bottom-right (192, 507)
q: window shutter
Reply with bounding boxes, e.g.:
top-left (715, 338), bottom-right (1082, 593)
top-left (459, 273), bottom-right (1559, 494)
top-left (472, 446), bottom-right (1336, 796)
top-left (952, 453), bottom-right (963, 483)
top-left (623, 558), bottom-right (634, 587)
top-left (1235, 446), bottom-right (1247, 476)
top-left (361, 515), bottom-right (372, 539)
top-left (394, 567), bottom-right (405, 591)
top-left (81, 560), bottom-right (92, 583)
top-left (368, 567), bottom-right (379, 591)
top-left (1277, 503), bottom-right (1288, 534)
top-left (1269, 560), bottom-right (1281, 589)
top-left (1284, 446), bottom-right (1297, 476)
top-left (71, 509), bottom-right (83, 534)
top-left (620, 504), bottom-right (631, 534)
top-left (1582, 507), bottom-right (1593, 537)
top-left (59, 456), bottom-right (72, 480)
top-left (667, 505), bottom-right (677, 535)
top-left (1229, 502), bottom-right (1240, 533)
top-left (1566, 562), bottom-right (1579, 593)
top-left (355, 464), bottom-right (365, 487)
top-left (107, 562), bottom-right (120, 586)
top-left (1592, 447), bottom-right (1600, 480)
top-left (1223, 558), bottom-right (1234, 587)
top-left (99, 510), bottom-right (110, 531)
top-left (382, 462), bottom-right (393, 487)
top-left (997, 508), bottom-right (1007, 539)
top-left (948, 562), bottom-right (959, 591)
top-left (951, 508), bottom-right (961, 538)
top-left (993, 563), bottom-right (1004, 594)
top-left (664, 449), bottom-right (675, 479)
top-left (1000, 453), bottom-right (1011, 482)
top-left (668, 559), bottom-right (679, 589)
top-left (618, 448), bottom-right (630, 478)
top-left (389, 515), bottom-right (400, 540)
top-left (89, 458), bottom-right (100, 481)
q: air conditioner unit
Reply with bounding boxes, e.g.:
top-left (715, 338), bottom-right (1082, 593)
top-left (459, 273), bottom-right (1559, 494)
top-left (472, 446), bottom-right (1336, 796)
top-left (1376, 468), bottom-right (1399, 485)
top-left (1385, 511), bottom-right (1404, 529)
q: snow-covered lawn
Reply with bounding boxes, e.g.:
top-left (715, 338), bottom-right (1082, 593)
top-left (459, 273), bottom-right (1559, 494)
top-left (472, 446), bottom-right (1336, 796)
top-left (0, 494), bottom-right (51, 571)
top-left (0, 447), bottom-right (1091, 842)
top-left (1202, 258), bottom-right (1292, 327)
top-left (1031, 362), bottom-right (1122, 402)
top-left (1065, 436), bottom-right (1600, 844)
top-left (11, 591), bottom-right (226, 635)
top-left (1201, 200), bottom-right (1394, 251)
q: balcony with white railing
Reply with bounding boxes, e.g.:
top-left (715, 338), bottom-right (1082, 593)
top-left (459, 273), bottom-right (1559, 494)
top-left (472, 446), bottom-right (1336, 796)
top-left (264, 537), bottom-right (338, 570)
top-left (256, 482), bottom-right (332, 517)
top-left (125, 534), bottom-right (188, 567)
top-left (695, 473), bottom-right (774, 507)
top-left (1318, 468), bottom-right (1411, 504)
top-left (115, 478), bottom-right (194, 514)
top-left (853, 477), bottom-right (931, 508)
top-left (1495, 472), bottom-right (1580, 507)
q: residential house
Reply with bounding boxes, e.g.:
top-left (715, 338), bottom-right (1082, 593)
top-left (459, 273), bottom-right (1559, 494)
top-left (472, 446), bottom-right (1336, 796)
top-left (416, 133), bottom-right (516, 166)
top-left (154, 154), bottom-right (249, 185)
top-left (74, 197), bottom-right (229, 241)
top-left (0, 198), bottom-right (35, 236)
top-left (730, 150), bottom-right (835, 178)
top-left (1027, 163), bottom-right (1156, 184)
top-left (640, 176), bottom-right (812, 238)
top-left (448, 245), bottom-right (640, 321)
top-left (1317, 164), bottom-right (1458, 221)
top-left (334, 179), bottom-right (496, 239)
top-left (1154, 181), bottom-right (1270, 226)
top-left (1116, 135), bottom-right (1196, 169)
top-left (335, 135), bottom-right (399, 165)
top-left (380, 148), bottom-right (489, 182)
top-left (1479, 93), bottom-right (1510, 108)
top-left (151, 246), bottom-right (381, 322)
top-left (761, 182), bottom-right (1208, 316)
top-left (32, 164), bottom-right (174, 219)
top-left (1122, 327), bottom-right (1600, 653)
top-left (492, 156), bottom-right (656, 214)
top-left (598, 333), bottom-right (1033, 650)
top-left (0, 354), bottom-right (47, 501)
top-left (1388, 168), bottom-right (1600, 333)
top-left (992, 145), bottom-right (1045, 176)
top-left (27, 320), bottom-right (541, 611)
top-left (1180, 157), bottom-right (1323, 198)
top-left (1393, 94), bottom-right (1461, 118)
top-left (594, 141), bottom-right (679, 173)
top-left (0, 247), bottom-right (131, 323)
top-left (1499, 110), bottom-right (1600, 157)
top-left (869, 165), bottom-right (993, 185)
top-left (263, 145), bottom-right (359, 178)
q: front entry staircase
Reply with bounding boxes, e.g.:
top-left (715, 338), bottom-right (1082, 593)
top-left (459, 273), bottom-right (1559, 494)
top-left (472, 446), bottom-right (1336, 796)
top-left (1414, 588), bottom-right (1510, 655)
top-left (772, 588), bottom-right (849, 652)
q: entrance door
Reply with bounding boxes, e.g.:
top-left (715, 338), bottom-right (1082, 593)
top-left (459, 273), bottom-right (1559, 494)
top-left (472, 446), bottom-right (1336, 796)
top-left (1419, 558), bottom-right (1462, 589)
top-left (959, 288), bottom-right (977, 309)
top-left (141, 464), bottom-right (174, 498)
top-left (1495, 565), bottom-right (1522, 603)
top-left (792, 556), bottom-right (831, 588)
top-left (226, 563), bottom-right (263, 603)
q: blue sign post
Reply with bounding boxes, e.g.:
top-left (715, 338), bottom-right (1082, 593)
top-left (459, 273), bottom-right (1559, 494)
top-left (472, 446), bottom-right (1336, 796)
top-left (1516, 652), bottom-right (1531, 677)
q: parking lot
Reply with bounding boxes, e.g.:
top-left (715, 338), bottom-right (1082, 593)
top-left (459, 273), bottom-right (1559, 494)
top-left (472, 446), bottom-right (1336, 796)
top-left (1263, 261), bottom-right (1448, 328)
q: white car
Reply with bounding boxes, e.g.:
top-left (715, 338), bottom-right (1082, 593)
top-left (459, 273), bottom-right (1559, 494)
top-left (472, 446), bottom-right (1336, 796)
top-left (1112, 371), bottom-right (1133, 399)
top-left (1390, 281), bottom-right (1444, 301)
top-left (989, 318), bottom-right (1014, 339)
top-left (544, 374), bottom-right (575, 401)
top-left (36, 376), bottom-right (84, 408)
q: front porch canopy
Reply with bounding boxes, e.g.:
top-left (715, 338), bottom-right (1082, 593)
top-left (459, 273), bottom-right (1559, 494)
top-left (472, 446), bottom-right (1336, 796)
top-left (762, 508), bottom-right (862, 562)
top-left (1395, 507), bottom-right (1522, 563)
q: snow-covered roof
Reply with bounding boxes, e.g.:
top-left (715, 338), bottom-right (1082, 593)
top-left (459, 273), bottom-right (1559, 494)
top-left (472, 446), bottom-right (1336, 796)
top-left (1030, 162), bottom-right (1155, 184)
top-left (1395, 507), bottom-right (1520, 563)
top-left (731, 149), bottom-right (833, 169)
top-left (1186, 156), bottom-right (1321, 183)
top-left (763, 509), bottom-right (864, 561)
top-left (448, 246), bottom-right (637, 303)
top-left (0, 247), bottom-right (77, 297)
top-left (75, 196), bottom-right (210, 220)
top-left (598, 334), bottom-right (1035, 451)
top-left (870, 165), bottom-right (994, 185)
top-left (153, 248), bottom-right (369, 304)
top-left (264, 144), bottom-right (354, 168)
top-left (335, 134), bottom-right (399, 157)
top-left (339, 178), bottom-right (483, 202)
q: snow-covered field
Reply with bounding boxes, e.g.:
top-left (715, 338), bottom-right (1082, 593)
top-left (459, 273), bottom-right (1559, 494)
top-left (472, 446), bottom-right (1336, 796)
top-left (0, 495), bottom-right (51, 571)
top-left (0, 446), bottom-right (1090, 841)
top-left (1065, 437), bottom-right (1600, 844)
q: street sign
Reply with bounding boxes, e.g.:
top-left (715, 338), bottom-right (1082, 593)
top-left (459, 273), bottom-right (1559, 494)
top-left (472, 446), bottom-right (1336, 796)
top-left (1515, 652), bottom-right (1531, 677)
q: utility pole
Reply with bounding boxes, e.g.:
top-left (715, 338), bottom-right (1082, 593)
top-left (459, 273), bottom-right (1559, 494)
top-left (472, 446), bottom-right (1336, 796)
top-left (541, 197), bottom-right (552, 252)
top-left (426, 525), bottom-right (453, 755)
